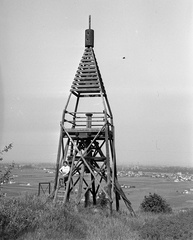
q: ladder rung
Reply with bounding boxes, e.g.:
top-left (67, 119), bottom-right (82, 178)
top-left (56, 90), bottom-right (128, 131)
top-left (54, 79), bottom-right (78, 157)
top-left (58, 190), bottom-right (65, 193)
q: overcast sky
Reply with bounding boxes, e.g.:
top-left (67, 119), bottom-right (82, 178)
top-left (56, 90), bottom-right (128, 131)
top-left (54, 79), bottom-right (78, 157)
top-left (0, 0), bottom-right (193, 167)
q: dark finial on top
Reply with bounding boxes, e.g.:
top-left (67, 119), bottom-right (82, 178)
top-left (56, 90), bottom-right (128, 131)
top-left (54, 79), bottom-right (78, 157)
top-left (85, 15), bottom-right (94, 48)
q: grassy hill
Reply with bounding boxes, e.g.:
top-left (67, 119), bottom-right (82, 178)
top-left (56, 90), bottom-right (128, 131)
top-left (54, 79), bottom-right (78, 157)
top-left (1, 193), bottom-right (193, 240)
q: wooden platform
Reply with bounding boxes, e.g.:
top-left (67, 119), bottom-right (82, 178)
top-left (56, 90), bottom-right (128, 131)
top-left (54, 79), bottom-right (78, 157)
top-left (62, 127), bottom-right (112, 139)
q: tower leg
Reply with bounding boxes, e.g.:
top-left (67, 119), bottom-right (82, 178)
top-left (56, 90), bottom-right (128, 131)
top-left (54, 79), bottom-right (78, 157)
top-left (63, 153), bottom-right (76, 204)
top-left (105, 123), bottom-right (112, 214)
top-left (91, 174), bottom-right (96, 205)
top-left (53, 128), bottom-right (63, 192)
top-left (115, 188), bottom-right (120, 211)
top-left (85, 189), bottom-right (90, 207)
top-left (76, 163), bottom-right (85, 205)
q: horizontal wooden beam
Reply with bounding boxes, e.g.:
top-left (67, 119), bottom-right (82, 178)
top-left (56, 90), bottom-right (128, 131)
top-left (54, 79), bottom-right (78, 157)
top-left (77, 69), bottom-right (97, 73)
top-left (71, 84), bottom-right (99, 89)
top-left (78, 94), bottom-right (101, 97)
top-left (75, 73), bottom-right (98, 77)
top-left (81, 59), bottom-right (95, 62)
top-left (73, 80), bottom-right (99, 84)
top-left (74, 77), bottom-right (98, 81)
top-left (80, 62), bottom-right (94, 66)
top-left (78, 66), bottom-right (96, 70)
top-left (71, 88), bottom-right (100, 93)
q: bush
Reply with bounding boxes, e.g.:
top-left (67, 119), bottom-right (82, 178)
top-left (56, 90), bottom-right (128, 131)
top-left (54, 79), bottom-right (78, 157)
top-left (97, 191), bottom-right (109, 208)
top-left (140, 193), bottom-right (172, 214)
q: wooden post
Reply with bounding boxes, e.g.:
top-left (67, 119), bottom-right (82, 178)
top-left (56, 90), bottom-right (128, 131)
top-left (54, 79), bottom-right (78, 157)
top-left (76, 163), bottom-right (85, 205)
top-left (105, 118), bottom-right (112, 214)
top-left (91, 174), bottom-right (96, 205)
top-left (63, 153), bottom-right (76, 204)
top-left (84, 188), bottom-right (90, 207)
top-left (53, 128), bottom-right (63, 192)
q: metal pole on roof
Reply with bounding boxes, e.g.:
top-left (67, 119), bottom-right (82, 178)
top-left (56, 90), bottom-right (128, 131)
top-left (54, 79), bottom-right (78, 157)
top-left (89, 15), bottom-right (91, 29)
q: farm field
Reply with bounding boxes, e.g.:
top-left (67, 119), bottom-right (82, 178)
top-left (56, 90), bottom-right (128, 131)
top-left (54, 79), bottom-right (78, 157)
top-left (1, 168), bottom-right (55, 197)
top-left (118, 176), bottom-right (193, 212)
top-left (1, 168), bottom-right (193, 212)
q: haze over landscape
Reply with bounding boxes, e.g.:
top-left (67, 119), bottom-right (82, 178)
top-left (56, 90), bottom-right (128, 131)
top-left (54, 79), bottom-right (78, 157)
top-left (0, 0), bottom-right (193, 167)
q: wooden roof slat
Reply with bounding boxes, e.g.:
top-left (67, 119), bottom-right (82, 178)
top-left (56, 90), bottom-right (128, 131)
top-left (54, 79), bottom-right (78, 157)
top-left (71, 86), bottom-right (101, 90)
top-left (78, 64), bottom-right (96, 69)
top-left (75, 73), bottom-right (98, 77)
top-left (72, 83), bottom-right (99, 87)
top-left (71, 84), bottom-right (100, 89)
top-left (74, 77), bottom-right (99, 81)
top-left (71, 88), bottom-right (100, 93)
top-left (80, 62), bottom-right (95, 66)
top-left (81, 59), bottom-right (95, 62)
top-left (77, 67), bottom-right (96, 71)
top-left (74, 76), bottom-right (98, 79)
top-left (81, 54), bottom-right (93, 57)
top-left (77, 69), bottom-right (97, 73)
top-left (73, 78), bottom-right (99, 82)
top-left (73, 80), bottom-right (99, 84)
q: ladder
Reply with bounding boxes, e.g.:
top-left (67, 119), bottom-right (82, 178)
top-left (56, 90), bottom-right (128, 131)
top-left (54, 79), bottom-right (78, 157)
top-left (53, 179), bottom-right (66, 203)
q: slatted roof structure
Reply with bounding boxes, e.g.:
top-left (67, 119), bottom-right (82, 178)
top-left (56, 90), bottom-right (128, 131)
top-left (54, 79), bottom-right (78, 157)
top-left (52, 16), bottom-right (135, 216)
top-left (71, 47), bottom-right (106, 98)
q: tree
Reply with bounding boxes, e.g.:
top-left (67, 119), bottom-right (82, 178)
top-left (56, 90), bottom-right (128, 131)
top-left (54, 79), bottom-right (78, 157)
top-left (0, 143), bottom-right (14, 197)
top-left (0, 143), bottom-right (13, 161)
top-left (140, 192), bottom-right (172, 213)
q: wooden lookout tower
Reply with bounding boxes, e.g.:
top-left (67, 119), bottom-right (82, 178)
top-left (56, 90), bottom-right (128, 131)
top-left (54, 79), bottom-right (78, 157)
top-left (53, 16), bottom-right (135, 215)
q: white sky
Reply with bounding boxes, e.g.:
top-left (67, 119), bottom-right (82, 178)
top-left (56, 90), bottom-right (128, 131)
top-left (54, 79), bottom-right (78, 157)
top-left (0, 0), bottom-right (193, 167)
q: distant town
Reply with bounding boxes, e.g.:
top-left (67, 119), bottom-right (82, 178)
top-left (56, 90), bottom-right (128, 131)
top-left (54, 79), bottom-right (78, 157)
top-left (1, 162), bottom-right (193, 183)
top-left (117, 164), bottom-right (193, 180)
top-left (1, 162), bottom-right (193, 198)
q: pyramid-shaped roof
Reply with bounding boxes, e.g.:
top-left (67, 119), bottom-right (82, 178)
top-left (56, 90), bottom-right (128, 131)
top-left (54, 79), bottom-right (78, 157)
top-left (70, 47), bottom-right (106, 98)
